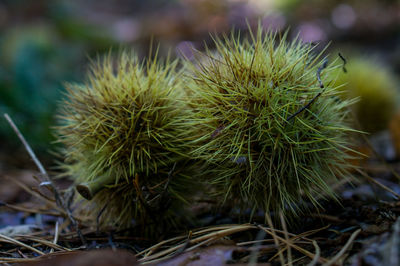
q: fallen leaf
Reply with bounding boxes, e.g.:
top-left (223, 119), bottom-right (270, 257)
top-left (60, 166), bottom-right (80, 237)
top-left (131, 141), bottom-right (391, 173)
top-left (18, 249), bottom-right (138, 266)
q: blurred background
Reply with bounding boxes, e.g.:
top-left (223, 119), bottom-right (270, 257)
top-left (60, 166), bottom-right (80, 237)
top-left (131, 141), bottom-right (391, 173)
top-left (0, 0), bottom-right (399, 169)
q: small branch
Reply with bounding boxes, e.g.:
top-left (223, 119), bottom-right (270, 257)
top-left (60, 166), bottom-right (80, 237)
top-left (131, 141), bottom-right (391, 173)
top-left (3, 113), bottom-right (86, 246)
top-left (286, 92), bottom-right (322, 122)
top-left (4, 114), bottom-right (47, 175)
top-left (287, 59), bottom-right (328, 122)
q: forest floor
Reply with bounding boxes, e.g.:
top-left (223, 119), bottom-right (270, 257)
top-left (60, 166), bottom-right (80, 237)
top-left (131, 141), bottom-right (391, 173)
top-left (1, 126), bottom-right (400, 266)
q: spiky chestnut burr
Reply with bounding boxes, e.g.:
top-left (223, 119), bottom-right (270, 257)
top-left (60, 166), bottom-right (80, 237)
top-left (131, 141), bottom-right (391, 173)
top-left (56, 52), bottom-right (199, 231)
top-left (186, 28), bottom-right (357, 219)
top-left (333, 57), bottom-right (398, 133)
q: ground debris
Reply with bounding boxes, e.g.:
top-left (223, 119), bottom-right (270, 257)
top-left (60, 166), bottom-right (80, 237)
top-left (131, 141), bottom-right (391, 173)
top-left (350, 217), bottom-right (400, 266)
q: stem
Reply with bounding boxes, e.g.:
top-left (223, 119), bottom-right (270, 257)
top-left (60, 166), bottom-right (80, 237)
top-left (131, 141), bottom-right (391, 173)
top-left (76, 174), bottom-right (114, 200)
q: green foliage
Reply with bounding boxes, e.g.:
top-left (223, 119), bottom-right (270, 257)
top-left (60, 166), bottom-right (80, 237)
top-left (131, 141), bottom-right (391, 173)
top-left (0, 24), bottom-right (83, 151)
top-left (333, 57), bottom-right (398, 133)
top-left (56, 52), bottom-right (200, 231)
top-left (186, 28), bottom-right (357, 219)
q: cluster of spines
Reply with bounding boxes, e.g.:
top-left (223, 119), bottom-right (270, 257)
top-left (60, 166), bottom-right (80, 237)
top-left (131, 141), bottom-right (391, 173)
top-left (56, 27), bottom-right (358, 232)
top-left (56, 52), bottom-right (200, 230)
top-left (186, 29), bottom-right (356, 218)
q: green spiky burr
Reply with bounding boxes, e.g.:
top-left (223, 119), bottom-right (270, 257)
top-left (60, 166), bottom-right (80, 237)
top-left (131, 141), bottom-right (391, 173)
top-left (186, 28), bottom-right (357, 219)
top-left (56, 52), bottom-right (200, 231)
top-left (333, 57), bottom-right (398, 134)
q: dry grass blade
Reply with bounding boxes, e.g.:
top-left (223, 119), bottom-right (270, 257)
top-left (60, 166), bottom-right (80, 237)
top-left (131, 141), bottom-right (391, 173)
top-left (0, 257), bottom-right (39, 263)
top-left (248, 229), bottom-right (267, 266)
top-left (138, 225), bottom-right (240, 259)
top-left (0, 233), bottom-right (45, 255)
top-left (280, 212), bottom-right (293, 266)
top-left (356, 169), bottom-right (400, 199)
top-left (307, 241), bottom-right (320, 266)
top-left (294, 225), bottom-right (331, 241)
top-left (0, 200), bottom-right (61, 216)
top-left (258, 225), bottom-right (329, 264)
top-left (51, 221), bottom-right (60, 253)
top-left (239, 224), bottom-right (330, 246)
top-left (138, 225), bottom-right (241, 257)
top-left (139, 223), bottom-right (332, 264)
top-left (138, 235), bottom-right (186, 257)
top-left (237, 239), bottom-right (275, 246)
top-left (265, 214), bottom-right (285, 265)
top-left (322, 229), bottom-right (361, 266)
top-left (142, 236), bottom-right (222, 265)
top-left (14, 235), bottom-right (70, 252)
top-left (138, 224), bottom-right (255, 263)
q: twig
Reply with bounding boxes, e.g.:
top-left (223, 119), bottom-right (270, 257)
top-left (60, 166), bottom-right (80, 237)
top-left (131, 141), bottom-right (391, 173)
top-left (3, 113), bottom-right (86, 246)
top-left (287, 92), bottom-right (322, 122)
top-left (286, 59), bottom-right (328, 122)
top-left (4, 114), bottom-right (47, 175)
top-left (322, 229), bottom-right (361, 266)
